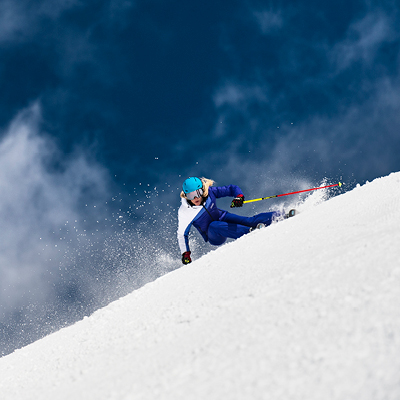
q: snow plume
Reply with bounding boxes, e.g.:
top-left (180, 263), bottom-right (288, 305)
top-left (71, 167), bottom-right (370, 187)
top-left (0, 104), bottom-right (179, 356)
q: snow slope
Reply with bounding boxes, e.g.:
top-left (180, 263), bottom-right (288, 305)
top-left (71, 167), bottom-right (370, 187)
top-left (1, 173), bottom-right (400, 400)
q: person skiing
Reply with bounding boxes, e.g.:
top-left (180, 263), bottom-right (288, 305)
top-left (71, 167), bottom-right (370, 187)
top-left (177, 177), bottom-right (294, 265)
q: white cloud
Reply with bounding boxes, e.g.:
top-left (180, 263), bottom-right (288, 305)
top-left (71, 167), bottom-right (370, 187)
top-left (0, 102), bottom-right (112, 309)
top-left (0, 0), bottom-right (81, 43)
top-left (253, 9), bottom-right (284, 35)
top-left (213, 81), bottom-right (269, 109)
top-left (0, 0), bottom-right (136, 43)
top-left (0, 1), bottom-right (26, 42)
top-left (329, 11), bottom-right (398, 72)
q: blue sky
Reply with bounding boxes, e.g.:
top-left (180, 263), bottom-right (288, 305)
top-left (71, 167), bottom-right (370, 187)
top-left (2, 0), bottom-right (399, 187)
top-left (1, 0), bottom-right (400, 354)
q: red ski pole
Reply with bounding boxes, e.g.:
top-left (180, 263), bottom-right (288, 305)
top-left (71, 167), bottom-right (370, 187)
top-left (243, 182), bottom-right (343, 204)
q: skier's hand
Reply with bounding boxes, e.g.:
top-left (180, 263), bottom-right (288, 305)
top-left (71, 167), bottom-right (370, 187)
top-left (182, 251), bottom-right (192, 265)
top-left (230, 194), bottom-right (244, 208)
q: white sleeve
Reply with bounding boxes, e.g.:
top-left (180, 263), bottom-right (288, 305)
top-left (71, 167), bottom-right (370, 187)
top-left (177, 204), bottom-right (192, 254)
top-left (176, 199), bottom-right (201, 254)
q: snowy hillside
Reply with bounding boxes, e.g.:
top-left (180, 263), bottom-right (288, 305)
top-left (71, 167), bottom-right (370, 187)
top-left (1, 173), bottom-right (399, 400)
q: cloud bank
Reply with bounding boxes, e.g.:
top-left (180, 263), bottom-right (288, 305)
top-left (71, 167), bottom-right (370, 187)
top-left (0, 102), bottom-right (109, 300)
top-left (0, 103), bottom-right (112, 352)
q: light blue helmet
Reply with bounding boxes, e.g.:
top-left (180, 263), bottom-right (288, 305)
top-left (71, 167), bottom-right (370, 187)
top-left (182, 177), bottom-right (203, 194)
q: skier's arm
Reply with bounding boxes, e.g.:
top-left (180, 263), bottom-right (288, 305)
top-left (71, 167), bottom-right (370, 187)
top-left (211, 185), bottom-right (243, 199)
top-left (178, 230), bottom-right (192, 265)
top-left (177, 226), bottom-right (190, 254)
top-left (177, 206), bottom-right (193, 255)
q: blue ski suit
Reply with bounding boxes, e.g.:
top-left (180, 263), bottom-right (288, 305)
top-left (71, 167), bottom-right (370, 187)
top-left (177, 185), bottom-right (282, 254)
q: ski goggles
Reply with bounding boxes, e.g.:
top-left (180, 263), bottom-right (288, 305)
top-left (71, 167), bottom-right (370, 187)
top-left (185, 188), bottom-right (204, 200)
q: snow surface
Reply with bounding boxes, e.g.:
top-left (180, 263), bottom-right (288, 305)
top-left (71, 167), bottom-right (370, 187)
top-left (1, 172), bottom-right (400, 400)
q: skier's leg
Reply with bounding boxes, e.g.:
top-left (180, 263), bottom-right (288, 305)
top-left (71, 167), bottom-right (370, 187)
top-left (208, 210), bottom-right (284, 246)
top-left (207, 221), bottom-right (249, 246)
top-left (222, 210), bottom-right (283, 228)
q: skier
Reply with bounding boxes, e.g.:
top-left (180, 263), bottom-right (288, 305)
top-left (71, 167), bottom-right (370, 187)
top-left (177, 177), bottom-right (295, 265)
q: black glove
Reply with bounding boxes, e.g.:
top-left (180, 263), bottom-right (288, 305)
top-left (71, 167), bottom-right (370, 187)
top-left (182, 251), bottom-right (192, 265)
top-left (230, 194), bottom-right (244, 208)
